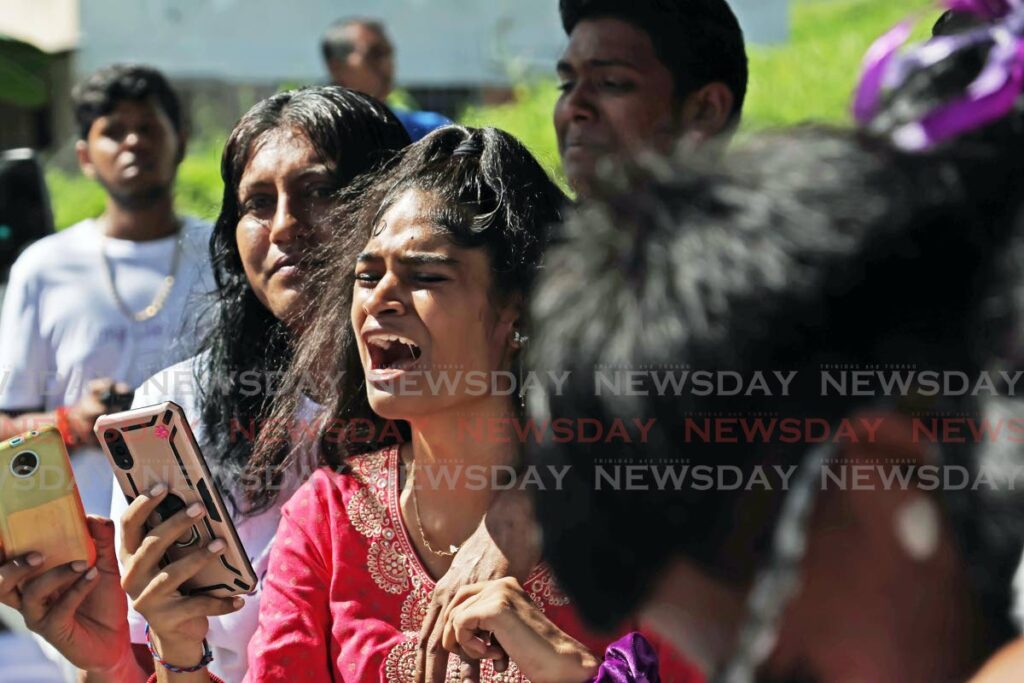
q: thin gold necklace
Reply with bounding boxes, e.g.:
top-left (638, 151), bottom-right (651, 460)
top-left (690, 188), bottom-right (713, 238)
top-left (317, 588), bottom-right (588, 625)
top-left (100, 220), bottom-right (183, 323)
top-left (409, 460), bottom-right (462, 558)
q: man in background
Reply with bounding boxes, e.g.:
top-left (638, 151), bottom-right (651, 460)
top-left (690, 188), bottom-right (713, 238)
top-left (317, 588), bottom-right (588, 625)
top-left (554, 0), bottom-right (748, 197)
top-left (322, 17), bottom-right (451, 141)
top-left (0, 64), bottom-right (214, 515)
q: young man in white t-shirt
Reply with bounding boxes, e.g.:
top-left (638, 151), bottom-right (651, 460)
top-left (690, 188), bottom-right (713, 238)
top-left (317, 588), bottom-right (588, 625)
top-left (0, 64), bottom-right (215, 515)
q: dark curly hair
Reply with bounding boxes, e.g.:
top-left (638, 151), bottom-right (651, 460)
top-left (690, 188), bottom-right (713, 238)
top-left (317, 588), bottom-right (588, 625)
top-left (71, 63), bottom-right (184, 141)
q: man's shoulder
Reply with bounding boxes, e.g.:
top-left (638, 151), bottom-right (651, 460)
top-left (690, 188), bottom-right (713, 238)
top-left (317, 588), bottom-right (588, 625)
top-left (9, 219), bottom-right (98, 282)
top-left (181, 215), bottom-right (213, 235)
top-left (180, 216), bottom-right (213, 250)
top-left (400, 109), bottom-right (450, 126)
top-left (394, 108), bottom-right (452, 142)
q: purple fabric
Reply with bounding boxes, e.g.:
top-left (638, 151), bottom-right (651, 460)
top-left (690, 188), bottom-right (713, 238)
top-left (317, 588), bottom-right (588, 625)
top-left (852, 0), bottom-right (1024, 150)
top-left (591, 632), bottom-right (661, 682)
top-left (901, 38), bottom-right (1024, 150)
top-left (945, 0), bottom-right (1017, 20)
top-left (852, 20), bottom-right (913, 123)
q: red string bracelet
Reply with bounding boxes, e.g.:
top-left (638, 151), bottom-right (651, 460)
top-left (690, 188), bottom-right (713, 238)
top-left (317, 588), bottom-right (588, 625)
top-left (53, 406), bottom-right (79, 449)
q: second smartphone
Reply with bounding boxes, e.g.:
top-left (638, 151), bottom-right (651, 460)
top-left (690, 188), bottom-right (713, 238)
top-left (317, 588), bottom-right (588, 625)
top-left (95, 401), bottom-right (257, 597)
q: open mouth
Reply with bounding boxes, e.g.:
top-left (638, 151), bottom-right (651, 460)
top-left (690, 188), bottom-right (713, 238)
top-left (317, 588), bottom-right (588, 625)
top-left (366, 334), bottom-right (422, 372)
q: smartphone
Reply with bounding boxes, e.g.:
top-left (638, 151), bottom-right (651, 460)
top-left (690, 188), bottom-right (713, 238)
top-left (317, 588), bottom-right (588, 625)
top-left (94, 401), bottom-right (257, 597)
top-left (0, 427), bottom-right (96, 574)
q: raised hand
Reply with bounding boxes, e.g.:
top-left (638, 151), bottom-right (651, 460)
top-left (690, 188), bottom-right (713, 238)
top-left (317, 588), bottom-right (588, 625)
top-left (119, 484), bottom-right (244, 669)
top-left (440, 577), bottom-right (600, 683)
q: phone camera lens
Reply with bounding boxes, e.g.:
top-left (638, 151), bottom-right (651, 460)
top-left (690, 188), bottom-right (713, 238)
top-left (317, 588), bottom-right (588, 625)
top-left (111, 440), bottom-right (133, 470)
top-left (104, 430), bottom-right (119, 443)
top-left (10, 451), bottom-right (39, 478)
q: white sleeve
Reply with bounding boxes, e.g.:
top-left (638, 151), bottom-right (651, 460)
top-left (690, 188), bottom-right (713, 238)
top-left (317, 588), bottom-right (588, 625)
top-left (0, 256), bottom-right (50, 410)
top-left (1013, 552), bottom-right (1024, 632)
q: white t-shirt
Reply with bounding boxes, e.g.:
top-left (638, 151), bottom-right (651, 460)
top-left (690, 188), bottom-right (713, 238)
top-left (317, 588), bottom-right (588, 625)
top-left (0, 217), bottom-right (214, 514)
top-left (109, 355), bottom-right (320, 683)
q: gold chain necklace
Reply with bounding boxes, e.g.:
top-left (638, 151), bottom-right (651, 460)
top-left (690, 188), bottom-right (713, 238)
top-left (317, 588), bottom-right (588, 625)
top-left (100, 220), bottom-right (183, 323)
top-left (409, 460), bottom-right (462, 558)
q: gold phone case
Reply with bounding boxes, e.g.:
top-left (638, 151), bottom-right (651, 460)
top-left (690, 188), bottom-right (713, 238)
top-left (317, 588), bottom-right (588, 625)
top-left (0, 427), bottom-right (96, 573)
top-left (94, 401), bottom-right (257, 597)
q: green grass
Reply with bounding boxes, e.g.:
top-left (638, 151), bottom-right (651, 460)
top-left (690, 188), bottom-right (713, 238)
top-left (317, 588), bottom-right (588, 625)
top-left (743, 0), bottom-right (938, 130)
top-left (46, 0), bottom-right (944, 228)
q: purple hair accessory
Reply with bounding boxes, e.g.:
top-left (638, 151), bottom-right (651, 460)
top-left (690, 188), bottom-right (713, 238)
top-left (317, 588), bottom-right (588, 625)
top-left (590, 632), bottom-right (661, 682)
top-left (852, 20), bottom-right (913, 123)
top-left (945, 0), bottom-right (1017, 20)
top-left (897, 37), bottom-right (1024, 150)
top-left (853, 0), bottom-right (1024, 150)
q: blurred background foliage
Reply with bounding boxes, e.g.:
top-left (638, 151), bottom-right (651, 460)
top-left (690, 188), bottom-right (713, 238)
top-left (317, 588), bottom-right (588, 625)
top-left (47, 0), bottom-right (939, 229)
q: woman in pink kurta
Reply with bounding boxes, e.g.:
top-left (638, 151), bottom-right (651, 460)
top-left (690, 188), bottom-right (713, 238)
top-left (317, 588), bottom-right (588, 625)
top-left (246, 446), bottom-right (701, 681)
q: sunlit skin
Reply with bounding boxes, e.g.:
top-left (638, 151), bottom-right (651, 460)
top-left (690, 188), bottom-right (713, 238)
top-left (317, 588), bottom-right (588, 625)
top-left (352, 187), bottom-right (524, 587)
top-left (554, 18), bottom-right (679, 195)
top-left (235, 127), bottom-right (336, 324)
top-left (638, 415), bottom-right (984, 683)
top-left (352, 189), bottom-right (519, 422)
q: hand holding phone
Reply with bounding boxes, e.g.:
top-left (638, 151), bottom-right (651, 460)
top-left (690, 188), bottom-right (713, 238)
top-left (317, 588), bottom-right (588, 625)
top-left (94, 401), bottom-right (256, 597)
top-left (0, 427), bottom-right (96, 575)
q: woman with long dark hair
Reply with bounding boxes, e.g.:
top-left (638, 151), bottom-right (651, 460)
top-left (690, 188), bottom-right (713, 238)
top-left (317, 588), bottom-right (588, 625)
top-left (0, 86), bottom-right (410, 683)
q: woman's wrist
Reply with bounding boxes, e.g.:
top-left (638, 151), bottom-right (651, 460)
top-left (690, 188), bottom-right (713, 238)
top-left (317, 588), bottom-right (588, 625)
top-left (148, 628), bottom-right (209, 672)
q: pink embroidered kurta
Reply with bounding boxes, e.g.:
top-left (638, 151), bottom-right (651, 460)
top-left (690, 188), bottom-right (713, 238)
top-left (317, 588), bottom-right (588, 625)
top-left (244, 446), bottom-right (703, 682)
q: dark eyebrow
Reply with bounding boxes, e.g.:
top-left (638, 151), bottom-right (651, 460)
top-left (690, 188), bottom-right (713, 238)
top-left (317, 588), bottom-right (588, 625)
top-left (587, 58), bottom-right (640, 70)
top-left (356, 251), bottom-right (459, 266)
top-left (294, 165), bottom-right (333, 180)
top-left (238, 165), bottom-right (333, 195)
top-left (400, 253), bottom-right (459, 266)
top-left (557, 57), bottom-right (640, 73)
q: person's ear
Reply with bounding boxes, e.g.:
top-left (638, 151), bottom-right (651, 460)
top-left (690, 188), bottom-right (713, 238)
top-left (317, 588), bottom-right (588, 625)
top-left (175, 130), bottom-right (189, 165)
top-left (502, 297), bottom-right (524, 348)
top-left (75, 139), bottom-right (96, 180)
top-left (679, 82), bottom-right (735, 146)
top-left (825, 410), bottom-right (949, 564)
top-left (493, 294), bottom-right (524, 363)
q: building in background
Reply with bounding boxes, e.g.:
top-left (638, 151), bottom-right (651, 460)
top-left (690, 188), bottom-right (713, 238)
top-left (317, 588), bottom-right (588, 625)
top-left (0, 0), bottom-right (77, 151)
top-left (2, 0), bottom-right (788, 150)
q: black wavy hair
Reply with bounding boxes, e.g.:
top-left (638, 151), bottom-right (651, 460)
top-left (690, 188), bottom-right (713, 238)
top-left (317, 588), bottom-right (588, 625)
top-left (256, 125), bottom-right (568, 468)
top-left (559, 0), bottom-right (748, 122)
top-left (71, 64), bottom-right (184, 141)
top-left (198, 86), bottom-right (409, 515)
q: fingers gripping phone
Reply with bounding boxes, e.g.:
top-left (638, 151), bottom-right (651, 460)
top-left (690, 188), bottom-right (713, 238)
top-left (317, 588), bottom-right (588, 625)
top-left (0, 427), bottom-right (96, 574)
top-left (94, 401), bottom-right (257, 597)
